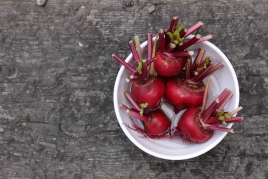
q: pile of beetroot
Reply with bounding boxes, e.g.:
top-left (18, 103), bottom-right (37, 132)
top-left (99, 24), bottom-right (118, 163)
top-left (112, 17), bottom-right (243, 143)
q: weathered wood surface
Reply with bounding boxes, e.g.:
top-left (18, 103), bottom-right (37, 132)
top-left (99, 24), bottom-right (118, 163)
top-left (0, 0), bottom-right (267, 178)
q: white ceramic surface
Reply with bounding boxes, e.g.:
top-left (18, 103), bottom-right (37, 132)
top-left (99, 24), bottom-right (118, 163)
top-left (113, 35), bottom-right (239, 160)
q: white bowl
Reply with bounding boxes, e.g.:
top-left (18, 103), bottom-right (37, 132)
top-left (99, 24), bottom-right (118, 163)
top-left (113, 35), bottom-right (239, 160)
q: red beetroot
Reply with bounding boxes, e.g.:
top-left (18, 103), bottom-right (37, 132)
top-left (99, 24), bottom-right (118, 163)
top-left (165, 49), bottom-right (224, 110)
top-left (176, 81), bottom-right (243, 143)
top-left (154, 17), bottom-right (212, 77)
top-left (143, 110), bottom-right (171, 135)
top-left (165, 72), bottom-right (205, 110)
top-left (177, 107), bottom-right (213, 143)
top-left (131, 75), bottom-right (165, 109)
top-left (154, 49), bottom-right (187, 77)
top-left (121, 91), bottom-right (171, 137)
top-left (112, 34), bottom-right (165, 109)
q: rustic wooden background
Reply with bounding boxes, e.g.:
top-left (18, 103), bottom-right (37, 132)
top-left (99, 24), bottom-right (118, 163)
top-left (0, 0), bottom-right (267, 178)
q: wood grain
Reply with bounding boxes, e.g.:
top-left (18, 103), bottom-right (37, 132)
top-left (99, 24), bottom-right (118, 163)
top-left (0, 0), bottom-right (267, 178)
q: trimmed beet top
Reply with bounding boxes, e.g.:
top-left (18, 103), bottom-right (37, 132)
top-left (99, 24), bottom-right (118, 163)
top-left (176, 79), bottom-right (243, 143)
top-left (165, 48), bottom-right (224, 110)
top-left (112, 34), bottom-right (165, 109)
top-left (154, 17), bottom-right (212, 77)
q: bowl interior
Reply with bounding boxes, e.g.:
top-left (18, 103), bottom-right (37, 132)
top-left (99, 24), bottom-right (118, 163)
top-left (113, 35), bottom-right (239, 160)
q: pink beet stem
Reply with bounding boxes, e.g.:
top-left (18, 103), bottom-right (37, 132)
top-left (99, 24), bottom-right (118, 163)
top-left (135, 36), bottom-right (142, 59)
top-left (168, 16), bottom-right (179, 33)
top-left (124, 91), bottom-right (141, 111)
top-left (112, 53), bottom-right (138, 73)
top-left (180, 28), bottom-right (187, 38)
top-left (129, 41), bottom-right (141, 63)
top-left (185, 58), bottom-right (192, 81)
top-left (192, 48), bottom-right (206, 70)
top-left (197, 62), bottom-right (224, 82)
top-left (192, 62), bottom-right (224, 83)
top-left (230, 106), bottom-right (243, 117)
top-left (197, 56), bottom-right (213, 70)
top-left (126, 109), bottom-right (148, 122)
top-left (120, 104), bottom-right (130, 111)
top-left (147, 57), bottom-right (156, 66)
top-left (177, 34), bottom-right (201, 51)
top-left (201, 89), bottom-right (231, 122)
top-left (165, 42), bottom-right (176, 53)
top-left (225, 116), bottom-right (243, 123)
top-left (217, 88), bottom-right (230, 101)
top-left (126, 77), bottom-right (144, 83)
top-left (142, 60), bottom-right (147, 79)
top-left (185, 21), bottom-right (204, 38)
top-left (201, 99), bottom-right (219, 123)
top-left (147, 33), bottom-right (153, 60)
top-left (216, 91), bottom-right (234, 113)
top-left (205, 117), bottom-right (223, 125)
top-left (159, 29), bottom-right (166, 52)
top-left (201, 78), bottom-right (211, 114)
top-left (195, 35), bottom-right (213, 44)
top-left (191, 63), bottom-right (214, 82)
top-left (203, 123), bottom-right (234, 133)
top-left (168, 51), bottom-right (194, 58)
top-left (129, 74), bottom-right (134, 79)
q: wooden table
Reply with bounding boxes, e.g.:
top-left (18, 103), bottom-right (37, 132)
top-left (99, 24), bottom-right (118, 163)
top-left (0, 0), bottom-right (267, 178)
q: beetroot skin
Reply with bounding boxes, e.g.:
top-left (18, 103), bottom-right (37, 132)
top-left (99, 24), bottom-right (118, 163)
top-left (165, 73), bottom-right (205, 110)
top-left (177, 108), bottom-right (213, 143)
top-left (144, 110), bottom-right (171, 135)
top-left (131, 75), bottom-right (165, 109)
top-left (154, 49), bottom-right (187, 77)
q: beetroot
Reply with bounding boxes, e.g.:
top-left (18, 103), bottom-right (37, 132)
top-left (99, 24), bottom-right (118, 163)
top-left (154, 48), bottom-right (187, 77)
top-left (165, 49), bottom-right (224, 110)
top-left (131, 75), bottom-right (165, 109)
top-left (121, 91), bottom-right (171, 137)
top-left (112, 34), bottom-right (165, 108)
top-left (154, 17), bottom-right (212, 77)
top-left (176, 80), bottom-right (243, 143)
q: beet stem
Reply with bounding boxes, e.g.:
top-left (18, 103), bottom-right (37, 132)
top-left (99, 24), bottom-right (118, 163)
top-left (147, 57), bottom-right (156, 66)
top-left (168, 51), bottom-right (194, 58)
top-left (126, 109), bottom-right (148, 122)
top-left (197, 62), bottom-right (224, 82)
top-left (147, 33), bottom-right (153, 61)
top-left (185, 21), bottom-right (204, 38)
top-left (142, 60), bottom-right (148, 79)
top-left (191, 63), bottom-right (214, 82)
top-left (201, 89), bottom-right (230, 122)
top-left (168, 16), bottom-right (179, 33)
top-left (205, 117), bottom-right (223, 125)
top-left (179, 28), bottom-right (187, 38)
top-left (185, 58), bottom-right (192, 81)
top-left (130, 72), bottom-right (135, 79)
top-left (203, 123), bottom-right (234, 133)
top-left (112, 53), bottom-right (138, 73)
top-left (120, 104), bottom-right (129, 111)
top-left (149, 33), bottom-right (159, 76)
top-left (195, 35), bottom-right (213, 44)
top-left (216, 91), bottom-right (234, 113)
top-left (124, 91), bottom-right (141, 111)
top-left (177, 34), bottom-right (201, 51)
top-left (165, 42), bottom-right (176, 53)
top-left (230, 106), bottom-right (243, 117)
top-left (135, 36), bottom-right (142, 59)
top-left (201, 78), bottom-right (211, 114)
top-left (159, 29), bottom-right (166, 52)
top-left (129, 41), bottom-right (140, 63)
top-left (192, 49), bottom-right (206, 70)
top-left (225, 116), bottom-right (243, 123)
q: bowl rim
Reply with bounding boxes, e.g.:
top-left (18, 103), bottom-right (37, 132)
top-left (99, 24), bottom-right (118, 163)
top-left (113, 35), bottom-right (239, 160)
